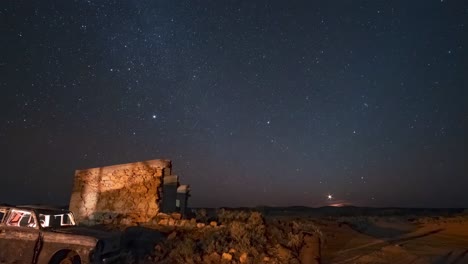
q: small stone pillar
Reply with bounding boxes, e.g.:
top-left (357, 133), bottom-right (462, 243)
top-left (176, 185), bottom-right (190, 217)
top-left (161, 175), bottom-right (178, 213)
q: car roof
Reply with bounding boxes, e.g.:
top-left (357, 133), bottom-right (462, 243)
top-left (16, 205), bottom-right (70, 212)
top-left (0, 204), bottom-right (71, 214)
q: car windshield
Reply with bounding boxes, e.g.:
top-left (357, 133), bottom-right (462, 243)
top-left (37, 210), bottom-right (76, 228)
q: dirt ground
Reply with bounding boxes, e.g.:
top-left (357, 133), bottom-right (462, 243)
top-left (318, 216), bottom-right (468, 264)
top-left (124, 209), bottom-right (468, 264)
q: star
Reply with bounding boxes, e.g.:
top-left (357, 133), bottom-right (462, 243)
top-left (1, 0), bottom-right (465, 210)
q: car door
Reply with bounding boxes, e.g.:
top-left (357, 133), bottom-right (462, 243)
top-left (0, 207), bottom-right (10, 263)
top-left (0, 209), bottom-right (40, 263)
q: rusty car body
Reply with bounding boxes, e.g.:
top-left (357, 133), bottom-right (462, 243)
top-left (0, 204), bottom-right (122, 264)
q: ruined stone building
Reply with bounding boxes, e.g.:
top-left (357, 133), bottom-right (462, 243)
top-left (68, 159), bottom-right (190, 224)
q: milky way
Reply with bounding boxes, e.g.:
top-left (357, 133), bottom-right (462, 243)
top-left (1, 1), bottom-right (467, 208)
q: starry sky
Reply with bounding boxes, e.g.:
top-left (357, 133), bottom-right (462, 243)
top-left (1, 1), bottom-right (467, 208)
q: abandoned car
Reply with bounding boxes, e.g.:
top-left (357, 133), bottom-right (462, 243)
top-left (0, 205), bottom-right (122, 264)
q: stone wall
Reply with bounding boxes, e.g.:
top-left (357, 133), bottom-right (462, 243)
top-left (69, 159), bottom-right (171, 224)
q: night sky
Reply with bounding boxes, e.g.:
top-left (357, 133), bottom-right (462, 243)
top-left (1, 1), bottom-right (467, 208)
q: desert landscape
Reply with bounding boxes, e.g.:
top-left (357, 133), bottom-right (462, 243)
top-left (2, 1), bottom-right (467, 263)
top-left (118, 207), bottom-right (468, 264)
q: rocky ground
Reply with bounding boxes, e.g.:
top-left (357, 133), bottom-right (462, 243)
top-left (117, 209), bottom-right (468, 264)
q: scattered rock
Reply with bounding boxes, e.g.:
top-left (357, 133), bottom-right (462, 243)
top-left (229, 248), bottom-right (236, 254)
top-left (171, 213), bottom-right (182, 220)
top-left (203, 252), bottom-right (221, 263)
top-left (158, 219), bottom-right (169, 225)
top-left (210, 221), bottom-right (218, 227)
top-left (167, 231), bottom-right (177, 240)
top-left (157, 213), bottom-right (170, 219)
top-left (276, 244), bottom-right (293, 261)
top-left (222, 253), bottom-right (232, 261)
top-left (197, 223), bottom-right (205, 228)
top-left (168, 218), bottom-right (175, 226)
top-left (263, 256), bottom-right (270, 262)
top-left (120, 218), bottom-right (134, 226)
top-left (239, 252), bottom-right (248, 263)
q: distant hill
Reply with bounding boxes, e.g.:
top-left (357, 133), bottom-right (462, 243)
top-left (191, 206), bottom-right (466, 218)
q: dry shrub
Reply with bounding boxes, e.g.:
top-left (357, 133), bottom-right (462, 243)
top-left (200, 228), bottom-right (230, 254)
top-left (287, 232), bottom-right (303, 252)
top-left (273, 243), bottom-right (297, 263)
top-left (217, 211), bottom-right (268, 261)
top-left (301, 221), bottom-right (323, 239)
top-left (229, 221), bottom-right (250, 252)
top-left (195, 208), bottom-right (208, 223)
top-left (217, 208), bottom-right (251, 224)
top-left (149, 211), bottom-right (322, 264)
top-left (248, 211), bottom-right (264, 226)
top-left (168, 237), bottom-right (197, 263)
top-left (266, 218), bottom-right (323, 261)
top-left (278, 221), bottom-right (304, 253)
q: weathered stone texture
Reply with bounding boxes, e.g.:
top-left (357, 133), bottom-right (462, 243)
top-left (69, 159), bottom-right (171, 224)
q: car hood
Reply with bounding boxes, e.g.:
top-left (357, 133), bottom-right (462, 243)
top-left (48, 227), bottom-right (122, 253)
top-left (49, 226), bottom-right (119, 239)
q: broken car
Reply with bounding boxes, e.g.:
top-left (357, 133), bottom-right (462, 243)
top-left (0, 205), bottom-right (122, 264)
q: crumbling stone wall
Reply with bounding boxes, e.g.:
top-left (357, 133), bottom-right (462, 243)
top-left (69, 159), bottom-right (171, 224)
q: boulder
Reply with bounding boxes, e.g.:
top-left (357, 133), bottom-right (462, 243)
top-left (203, 252), bottom-right (221, 263)
top-left (158, 219), bottom-right (169, 225)
top-left (222, 253), bottom-right (232, 261)
top-left (239, 252), bottom-right (248, 263)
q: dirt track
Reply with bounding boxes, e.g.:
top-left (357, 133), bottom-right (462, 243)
top-left (321, 218), bottom-right (468, 264)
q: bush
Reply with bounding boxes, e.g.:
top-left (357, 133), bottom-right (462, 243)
top-left (200, 228), bottom-right (230, 254)
top-left (147, 211), bottom-right (323, 263)
top-left (229, 221), bottom-right (250, 251)
top-left (248, 211), bottom-right (264, 226)
top-left (195, 209), bottom-right (208, 223)
top-left (168, 237), bottom-right (197, 263)
top-left (217, 209), bottom-right (250, 224)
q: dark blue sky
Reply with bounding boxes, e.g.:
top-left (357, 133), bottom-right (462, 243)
top-left (1, 1), bottom-right (467, 208)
